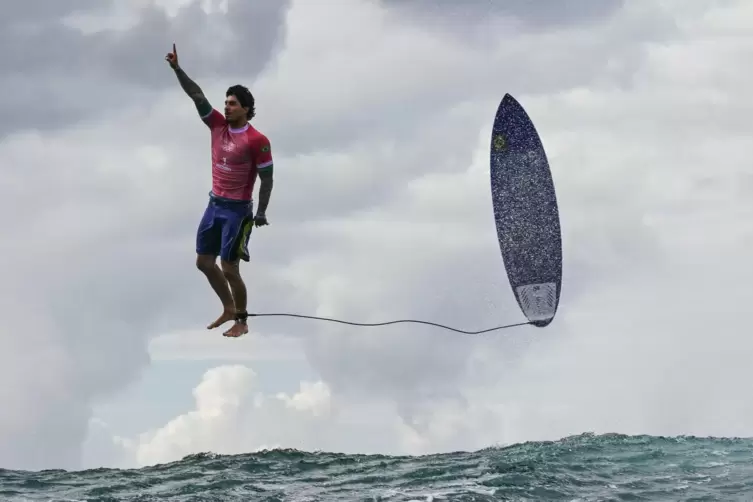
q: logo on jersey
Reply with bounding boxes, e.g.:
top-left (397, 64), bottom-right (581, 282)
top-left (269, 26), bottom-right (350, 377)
top-left (222, 140), bottom-right (236, 152)
top-left (216, 156), bottom-right (231, 171)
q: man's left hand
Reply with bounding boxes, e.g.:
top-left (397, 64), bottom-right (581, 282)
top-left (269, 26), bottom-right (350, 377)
top-left (254, 213), bottom-right (269, 226)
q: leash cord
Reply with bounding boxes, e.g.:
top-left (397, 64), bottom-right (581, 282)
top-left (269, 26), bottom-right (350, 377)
top-left (248, 312), bottom-right (532, 334)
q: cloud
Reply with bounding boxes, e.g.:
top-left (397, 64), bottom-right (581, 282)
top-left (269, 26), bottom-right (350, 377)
top-left (3, 0), bottom-right (753, 471)
top-left (0, 0), bottom-right (291, 472)
top-left (110, 364), bottom-right (443, 468)
top-left (376, 0), bottom-right (626, 30)
top-left (0, 0), bottom-right (291, 137)
top-left (233, 0), bottom-right (753, 455)
top-left (118, 365), bottom-right (334, 466)
top-left (147, 330), bottom-right (306, 362)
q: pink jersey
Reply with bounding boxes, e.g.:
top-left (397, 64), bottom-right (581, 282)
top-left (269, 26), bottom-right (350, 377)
top-left (201, 108), bottom-right (273, 201)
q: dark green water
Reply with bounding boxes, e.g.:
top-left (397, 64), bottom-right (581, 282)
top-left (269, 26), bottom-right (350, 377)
top-left (2, 433), bottom-right (752, 501)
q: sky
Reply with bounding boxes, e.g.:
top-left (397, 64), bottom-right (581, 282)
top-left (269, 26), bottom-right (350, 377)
top-left (0, 0), bottom-right (751, 472)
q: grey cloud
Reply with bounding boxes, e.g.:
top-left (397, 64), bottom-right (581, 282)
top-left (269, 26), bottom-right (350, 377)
top-left (139, 0), bottom-right (753, 461)
top-left (377, 0), bottom-right (625, 30)
top-left (0, 0), bottom-right (104, 26)
top-left (0, 0), bottom-right (291, 138)
top-left (243, 2), bottom-right (741, 446)
top-left (255, 2), bottom-right (678, 170)
top-left (3, 0), bottom-right (748, 470)
top-left (0, 0), bottom-right (292, 471)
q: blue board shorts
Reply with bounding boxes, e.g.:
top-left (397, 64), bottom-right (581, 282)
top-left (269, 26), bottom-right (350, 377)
top-left (196, 193), bottom-right (254, 262)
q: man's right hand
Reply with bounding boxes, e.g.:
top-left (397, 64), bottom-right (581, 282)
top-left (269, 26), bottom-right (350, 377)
top-left (165, 43), bottom-right (179, 69)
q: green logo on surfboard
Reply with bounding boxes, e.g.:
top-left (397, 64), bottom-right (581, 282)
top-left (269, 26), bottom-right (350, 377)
top-left (493, 134), bottom-right (507, 151)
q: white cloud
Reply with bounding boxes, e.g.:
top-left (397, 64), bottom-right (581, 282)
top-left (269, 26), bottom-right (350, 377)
top-left (109, 363), bottom-right (498, 468)
top-left (147, 330), bottom-right (306, 362)
top-left (3, 0), bottom-right (753, 470)
top-left (119, 365), bottom-right (334, 466)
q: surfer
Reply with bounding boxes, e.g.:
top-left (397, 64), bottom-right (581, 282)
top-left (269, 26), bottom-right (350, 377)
top-left (165, 43), bottom-right (274, 338)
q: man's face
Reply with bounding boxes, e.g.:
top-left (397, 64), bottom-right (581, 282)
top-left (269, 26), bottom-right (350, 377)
top-left (224, 95), bottom-right (247, 122)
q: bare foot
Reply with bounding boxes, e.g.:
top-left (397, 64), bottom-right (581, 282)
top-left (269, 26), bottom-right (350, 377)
top-left (223, 321), bottom-right (248, 338)
top-left (207, 308), bottom-right (236, 329)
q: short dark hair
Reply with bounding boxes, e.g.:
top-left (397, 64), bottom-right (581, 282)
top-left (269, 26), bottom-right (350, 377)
top-left (226, 84), bottom-right (255, 120)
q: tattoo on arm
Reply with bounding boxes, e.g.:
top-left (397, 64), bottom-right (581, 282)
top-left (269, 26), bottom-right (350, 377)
top-left (257, 172), bottom-right (274, 215)
top-left (174, 66), bottom-right (208, 108)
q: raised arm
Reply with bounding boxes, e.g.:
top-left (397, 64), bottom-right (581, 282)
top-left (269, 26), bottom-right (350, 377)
top-left (165, 43), bottom-right (213, 118)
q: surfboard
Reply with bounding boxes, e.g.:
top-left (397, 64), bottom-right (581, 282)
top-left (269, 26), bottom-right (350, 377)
top-left (490, 93), bottom-right (562, 327)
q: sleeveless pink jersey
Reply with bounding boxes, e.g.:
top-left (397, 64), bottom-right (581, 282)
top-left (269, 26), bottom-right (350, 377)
top-left (201, 108), bottom-right (273, 201)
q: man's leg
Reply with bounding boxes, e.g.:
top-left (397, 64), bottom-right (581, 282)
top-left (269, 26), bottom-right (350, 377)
top-left (218, 208), bottom-right (254, 338)
top-left (220, 258), bottom-right (249, 338)
top-left (196, 254), bottom-right (237, 329)
top-left (195, 202), bottom-right (237, 329)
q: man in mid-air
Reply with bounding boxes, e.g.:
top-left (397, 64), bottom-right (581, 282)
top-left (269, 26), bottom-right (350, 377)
top-left (165, 43), bottom-right (274, 338)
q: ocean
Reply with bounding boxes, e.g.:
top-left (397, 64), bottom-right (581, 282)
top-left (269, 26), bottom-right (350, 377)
top-left (1, 433), bottom-right (751, 501)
